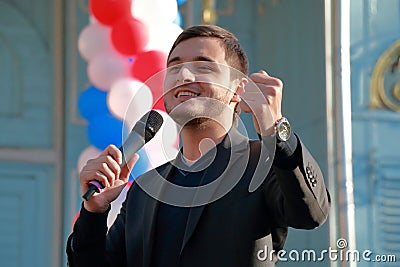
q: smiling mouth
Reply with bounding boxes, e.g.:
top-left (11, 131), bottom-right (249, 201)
top-left (176, 91), bottom-right (199, 97)
top-left (175, 88), bottom-right (201, 98)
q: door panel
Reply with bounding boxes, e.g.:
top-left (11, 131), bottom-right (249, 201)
top-left (0, 163), bottom-right (55, 267)
top-left (0, 1), bottom-right (53, 148)
top-left (0, 0), bottom-right (63, 266)
top-left (351, 0), bottom-right (400, 266)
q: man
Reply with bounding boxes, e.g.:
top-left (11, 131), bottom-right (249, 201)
top-left (67, 25), bottom-right (330, 267)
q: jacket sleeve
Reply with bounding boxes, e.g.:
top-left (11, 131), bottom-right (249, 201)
top-left (66, 204), bottom-right (111, 267)
top-left (262, 132), bottom-right (331, 229)
top-left (66, 199), bottom-right (129, 267)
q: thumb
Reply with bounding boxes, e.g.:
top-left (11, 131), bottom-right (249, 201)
top-left (259, 70), bottom-right (269, 76)
top-left (120, 153), bottom-right (140, 181)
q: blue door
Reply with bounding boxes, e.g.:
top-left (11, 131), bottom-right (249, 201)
top-left (0, 0), bottom-right (63, 266)
top-left (351, 0), bottom-right (400, 266)
top-left (0, 0), bottom-right (89, 266)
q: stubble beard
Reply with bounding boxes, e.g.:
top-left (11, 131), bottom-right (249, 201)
top-left (164, 96), bottom-right (232, 130)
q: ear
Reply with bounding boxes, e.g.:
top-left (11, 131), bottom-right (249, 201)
top-left (230, 77), bottom-right (248, 103)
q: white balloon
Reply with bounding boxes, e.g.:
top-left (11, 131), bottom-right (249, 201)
top-left (89, 15), bottom-right (98, 25)
top-left (145, 23), bottom-right (183, 54)
top-left (108, 184), bottom-right (129, 228)
top-left (77, 146), bottom-right (102, 172)
top-left (131, 0), bottom-right (178, 25)
top-left (144, 109), bottom-right (179, 167)
top-left (150, 110), bottom-right (179, 148)
top-left (78, 23), bottom-right (113, 61)
top-left (107, 78), bottom-right (153, 128)
top-left (145, 145), bottom-right (179, 168)
top-left (87, 51), bottom-right (130, 91)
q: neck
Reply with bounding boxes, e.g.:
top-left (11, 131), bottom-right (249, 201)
top-left (179, 120), bottom-right (232, 161)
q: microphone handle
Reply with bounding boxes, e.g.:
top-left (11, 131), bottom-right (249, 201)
top-left (82, 132), bottom-right (146, 201)
top-left (82, 181), bottom-right (103, 201)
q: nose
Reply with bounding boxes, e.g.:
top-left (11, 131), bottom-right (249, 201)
top-left (177, 67), bottom-right (195, 83)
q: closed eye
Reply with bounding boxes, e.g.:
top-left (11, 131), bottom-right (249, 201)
top-left (194, 62), bottom-right (216, 73)
top-left (167, 65), bottom-right (182, 73)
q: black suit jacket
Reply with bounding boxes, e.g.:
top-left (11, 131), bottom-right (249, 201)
top-left (67, 129), bottom-right (330, 267)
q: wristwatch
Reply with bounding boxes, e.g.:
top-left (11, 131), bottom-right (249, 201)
top-left (275, 117), bottom-right (291, 142)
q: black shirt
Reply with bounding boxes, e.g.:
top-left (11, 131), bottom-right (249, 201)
top-left (151, 166), bottom-right (207, 267)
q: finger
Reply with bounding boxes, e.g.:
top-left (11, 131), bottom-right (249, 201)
top-left (85, 155), bottom-right (121, 183)
top-left (239, 101), bottom-right (251, 113)
top-left (258, 87), bottom-right (280, 98)
top-left (245, 84), bottom-right (282, 102)
top-left (242, 81), bottom-right (265, 93)
top-left (102, 144), bottom-right (123, 165)
top-left (249, 73), bottom-right (282, 87)
top-left (240, 91), bottom-right (264, 105)
top-left (249, 71), bottom-right (269, 80)
top-left (241, 98), bottom-right (270, 114)
top-left (81, 169), bottom-right (110, 188)
top-left (239, 97), bottom-right (269, 115)
top-left (240, 91), bottom-right (268, 103)
top-left (249, 75), bottom-right (278, 85)
top-left (86, 155), bottom-right (121, 177)
top-left (104, 154), bottom-right (121, 176)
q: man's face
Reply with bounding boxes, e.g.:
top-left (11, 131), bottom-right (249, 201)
top-left (163, 37), bottom-right (239, 127)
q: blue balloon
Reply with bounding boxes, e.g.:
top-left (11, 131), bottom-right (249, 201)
top-left (173, 11), bottom-right (182, 27)
top-left (176, 0), bottom-right (186, 6)
top-left (129, 148), bottom-right (150, 181)
top-left (78, 85), bottom-right (109, 121)
top-left (87, 113), bottom-right (128, 150)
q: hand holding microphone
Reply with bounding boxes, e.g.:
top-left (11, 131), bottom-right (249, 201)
top-left (79, 110), bottom-right (163, 213)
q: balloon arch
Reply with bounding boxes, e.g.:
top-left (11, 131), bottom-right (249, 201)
top-left (76, 0), bottom-right (186, 227)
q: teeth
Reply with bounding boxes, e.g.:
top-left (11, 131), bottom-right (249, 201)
top-left (177, 91), bottom-right (197, 97)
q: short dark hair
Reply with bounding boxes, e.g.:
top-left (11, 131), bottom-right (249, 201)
top-left (168, 25), bottom-right (249, 75)
top-left (168, 25), bottom-right (249, 125)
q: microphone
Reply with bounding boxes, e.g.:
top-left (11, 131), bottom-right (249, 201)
top-left (82, 110), bottom-right (164, 201)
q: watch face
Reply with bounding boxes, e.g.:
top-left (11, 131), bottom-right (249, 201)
top-left (278, 120), bottom-right (291, 141)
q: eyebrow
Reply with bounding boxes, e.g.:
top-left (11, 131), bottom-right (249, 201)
top-left (167, 56), bottom-right (216, 66)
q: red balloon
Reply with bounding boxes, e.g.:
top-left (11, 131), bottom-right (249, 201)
top-left (131, 51), bottom-right (167, 110)
top-left (72, 211), bottom-right (80, 230)
top-left (145, 70), bottom-right (166, 111)
top-left (152, 96), bottom-right (166, 111)
top-left (130, 50), bottom-right (167, 83)
top-left (111, 17), bottom-right (149, 56)
top-left (89, 0), bottom-right (131, 26)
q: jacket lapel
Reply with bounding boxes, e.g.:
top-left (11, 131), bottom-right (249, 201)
top-left (142, 163), bottom-right (175, 267)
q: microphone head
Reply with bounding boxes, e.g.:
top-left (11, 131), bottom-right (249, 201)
top-left (139, 110), bottom-right (164, 142)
